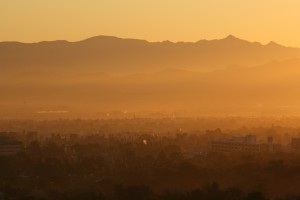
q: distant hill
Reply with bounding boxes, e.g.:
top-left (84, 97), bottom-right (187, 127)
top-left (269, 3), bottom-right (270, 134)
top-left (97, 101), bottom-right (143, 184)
top-left (2, 58), bottom-right (300, 117)
top-left (1, 35), bottom-right (300, 77)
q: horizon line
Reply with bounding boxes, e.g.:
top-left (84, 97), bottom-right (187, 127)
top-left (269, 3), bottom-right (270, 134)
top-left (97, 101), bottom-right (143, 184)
top-left (0, 34), bottom-right (297, 48)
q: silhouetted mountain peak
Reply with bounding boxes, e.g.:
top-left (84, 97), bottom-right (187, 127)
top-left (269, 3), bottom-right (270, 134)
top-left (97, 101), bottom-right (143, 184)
top-left (223, 34), bottom-right (247, 42)
top-left (218, 35), bottom-right (252, 45)
top-left (79, 35), bottom-right (148, 45)
top-left (80, 35), bottom-right (120, 42)
top-left (225, 34), bottom-right (239, 40)
top-left (267, 41), bottom-right (283, 48)
top-left (162, 40), bottom-right (174, 44)
top-left (38, 40), bottom-right (69, 45)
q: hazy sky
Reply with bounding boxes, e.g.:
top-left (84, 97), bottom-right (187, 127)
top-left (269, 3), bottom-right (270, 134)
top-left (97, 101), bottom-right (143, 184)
top-left (1, 0), bottom-right (300, 46)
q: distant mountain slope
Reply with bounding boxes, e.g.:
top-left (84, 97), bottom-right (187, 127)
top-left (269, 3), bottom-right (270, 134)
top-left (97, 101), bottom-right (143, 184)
top-left (2, 59), bottom-right (300, 117)
top-left (1, 35), bottom-right (300, 75)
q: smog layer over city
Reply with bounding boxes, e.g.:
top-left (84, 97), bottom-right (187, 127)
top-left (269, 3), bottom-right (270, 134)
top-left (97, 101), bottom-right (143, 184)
top-left (2, 1), bottom-right (300, 200)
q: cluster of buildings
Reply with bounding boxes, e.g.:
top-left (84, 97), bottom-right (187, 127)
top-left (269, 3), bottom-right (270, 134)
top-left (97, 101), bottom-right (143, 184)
top-left (2, 130), bottom-right (300, 156)
top-left (291, 138), bottom-right (300, 152)
top-left (0, 133), bottom-right (23, 156)
top-left (210, 135), bottom-right (281, 154)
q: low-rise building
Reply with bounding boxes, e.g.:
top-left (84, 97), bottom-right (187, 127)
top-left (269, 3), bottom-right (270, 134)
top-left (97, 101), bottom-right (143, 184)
top-left (291, 138), bottom-right (300, 152)
top-left (211, 135), bottom-right (260, 153)
top-left (0, 135), bottom-right (24, 156)
top-left (211, 135), bottom-right (278, 154)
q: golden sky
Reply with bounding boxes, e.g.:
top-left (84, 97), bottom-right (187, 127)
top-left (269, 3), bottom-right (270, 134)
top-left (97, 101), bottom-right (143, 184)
top-left (1, 0), bottom-right (300, 46)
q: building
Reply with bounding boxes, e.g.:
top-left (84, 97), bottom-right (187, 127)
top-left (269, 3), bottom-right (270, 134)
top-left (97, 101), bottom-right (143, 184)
top-left (210, 135), bottom-right (281, 154)
top-left (211, 135), bottom-right (261, 154)
top-left (291, 138), bottom-right (300, 152)
top-left (0, 135), bottom-right (24, 156)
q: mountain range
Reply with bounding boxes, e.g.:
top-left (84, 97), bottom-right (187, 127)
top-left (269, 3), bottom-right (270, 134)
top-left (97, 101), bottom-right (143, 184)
top-left (1, 35), bottom-right (300, 77)
top-left (1, 35), bottom-right (300, 118)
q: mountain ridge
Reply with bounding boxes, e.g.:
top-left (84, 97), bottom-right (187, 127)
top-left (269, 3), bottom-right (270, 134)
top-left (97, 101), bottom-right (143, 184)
top-left (0, 34), bottom-right (294, 47)
top-left (2, 35), bottom-right (300, 76)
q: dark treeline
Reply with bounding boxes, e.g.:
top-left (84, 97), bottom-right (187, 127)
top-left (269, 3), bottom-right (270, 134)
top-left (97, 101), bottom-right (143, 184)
top-left (1, 119), bottom-right (300, 199)
top-left (4, 184), bottom-right (273, 200)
